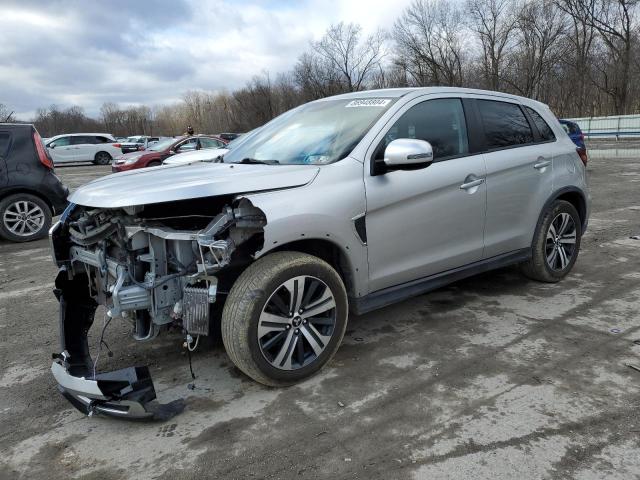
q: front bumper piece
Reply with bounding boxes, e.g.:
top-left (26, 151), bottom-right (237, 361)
top-left (51, 267), bottom-right (184, 420)
top-left (51, 359), bottom-right (167, 419)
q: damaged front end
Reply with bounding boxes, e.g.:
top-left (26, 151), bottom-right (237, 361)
top-left (50, 196), bottom-right (266, 419)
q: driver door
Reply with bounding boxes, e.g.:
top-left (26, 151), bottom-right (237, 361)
top-left (364, 97), bottom-right (487, 292)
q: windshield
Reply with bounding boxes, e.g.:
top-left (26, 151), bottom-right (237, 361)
top-left (149, 137), bottom-right (180, 152)
top-left (223, 98), bottom-right (396, 165)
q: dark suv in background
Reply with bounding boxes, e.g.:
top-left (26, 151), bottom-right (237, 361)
top-left (0, 124), bottom-right (69, 242)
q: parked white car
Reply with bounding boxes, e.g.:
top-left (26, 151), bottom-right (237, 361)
top-left (45, 133), bottom-right (122, 165)
top-left (162, 146), bottom-right (229, 165)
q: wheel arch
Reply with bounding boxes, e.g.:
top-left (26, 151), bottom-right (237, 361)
top-left (0, 187), bottom-right (55, 215)
top-left (267, 238), bottom-right (357, 298)
top-left (549, 186), bottom-right (588, 231)
top-left (94, 150), bottom-right (113, 161)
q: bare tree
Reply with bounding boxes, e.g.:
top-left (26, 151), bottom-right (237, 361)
top-left (505, 0), bottom-right (568, 99)
top-left (312, 22), bottom-right (386, 92)
top-left (555, 0), bottom-right (598, 115)
top-left (0, 103), bottom-right (14, 122)
top-left (466, 0), bottom-right (519, 90)
top-left (394, 0), bottom-right (469, 86)
top-left (294, 52), bottom-right (345, 100)
top-left (564, 0), bottom-right (639, 114)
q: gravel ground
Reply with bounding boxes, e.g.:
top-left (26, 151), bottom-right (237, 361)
top-left (1, 152), bottom-right (639, 480)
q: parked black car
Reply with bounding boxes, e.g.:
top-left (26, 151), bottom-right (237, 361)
top-left (0, 124), bottom-right (69, 242)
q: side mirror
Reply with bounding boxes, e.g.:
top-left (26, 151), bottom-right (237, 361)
top-left (48, 143), bottom-right (56, 149)
top-left (169, 150), bottom-right (176, 155)
top-left (383, 138), bottom-right (433, 168)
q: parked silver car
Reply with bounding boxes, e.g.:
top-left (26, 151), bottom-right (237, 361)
top-left (49, 87), bottom-right (589, 419)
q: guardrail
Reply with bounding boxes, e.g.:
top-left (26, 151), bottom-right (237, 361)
top-left (565, 114), bottom-right (640, 139)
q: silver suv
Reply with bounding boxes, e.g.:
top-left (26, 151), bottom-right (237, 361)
top-left (50, 88), bottom-right (589, 419)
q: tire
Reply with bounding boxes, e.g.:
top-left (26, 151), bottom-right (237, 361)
top-left (94, 151), bottom-right (112, 165)
top-left (221, 251), bottom-right (349, 387)
top-left (521, 200), bottom-right (582, 283)
top-left (0, 193), bottom-right (52, 242)
top-left (147, 161), bottom-right (162, 167)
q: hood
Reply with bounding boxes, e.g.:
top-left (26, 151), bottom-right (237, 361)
top-left (163, 148), bottom-right (229, 165)
top-left (69, 162), bottom-right (320, 208)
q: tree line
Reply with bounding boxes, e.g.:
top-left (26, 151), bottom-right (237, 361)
top-left (7, 0), bottom-right (640, 138)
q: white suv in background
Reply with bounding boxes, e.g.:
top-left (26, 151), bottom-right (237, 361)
top-left (45, 133), bottom-right (122, 165)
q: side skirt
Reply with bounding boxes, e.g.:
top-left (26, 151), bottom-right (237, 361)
top-left (351, 248), bottom-right (531, 315)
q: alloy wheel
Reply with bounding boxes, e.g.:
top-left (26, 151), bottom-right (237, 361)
top-left (258, 275), bottom-right (337, 370)
top-left (3, 200), bottom-right (45, 237)
top-left (545, 212), bottom-right (577, 271)
top-left (96, 152), bottom-right (111, 165)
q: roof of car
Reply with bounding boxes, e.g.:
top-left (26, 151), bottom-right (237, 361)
top-left (317, 87), bottom-right (547, 107)
top-left (0, 123), bottom-right (36, 131)
top-left (50, 133), bottom-right (114, 139)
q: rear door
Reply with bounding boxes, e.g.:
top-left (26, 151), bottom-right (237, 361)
top-left (47, 136), bottom-right (76, 163)
top-left (71, 135), bottom-right (97, 161)
top-left (476, 99), bottom-right (554, 257)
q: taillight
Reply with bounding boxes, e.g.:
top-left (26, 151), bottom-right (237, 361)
top-left (112, 143), bottom-right (121, 148)
top-left (577, 147), bottom-right (588, 166)
top-left (33, 131), bottom-right (54, 170)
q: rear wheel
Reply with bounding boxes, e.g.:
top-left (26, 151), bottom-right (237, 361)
top-left (221, 252), bottom-right (348, 386)
top-left (0, 193), bottom-right (52, 242)
top-left (94, 151), bottom-right (112, 165)
top-left (522, 200), bottom-right (582, 282)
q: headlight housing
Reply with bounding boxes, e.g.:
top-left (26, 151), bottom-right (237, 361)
top-left (122, 155), bottom-right (143, 165)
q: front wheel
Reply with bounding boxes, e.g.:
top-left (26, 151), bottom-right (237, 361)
top-left (221, 251), bottom-right (348, 386)
top-left (522, 200), bottom-right (582, 282)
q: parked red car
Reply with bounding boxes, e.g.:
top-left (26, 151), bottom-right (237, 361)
top-left (111, 135), bottom-right (228, 172)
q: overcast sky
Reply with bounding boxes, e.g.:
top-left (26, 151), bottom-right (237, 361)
top-left (0, 0), bottom-right (414, 119)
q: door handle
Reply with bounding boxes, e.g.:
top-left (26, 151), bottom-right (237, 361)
top-left (534, 160), bottom-right (551, 169)
top-left (460, 178), bottom-right (485, 190)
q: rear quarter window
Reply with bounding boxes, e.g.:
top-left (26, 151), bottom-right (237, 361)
top-left (0, 132), bottom-right (11, 159)
top-left (526, 107), bottom-right (556, 142)
top-left (478, 100), bottom-right (534, 149)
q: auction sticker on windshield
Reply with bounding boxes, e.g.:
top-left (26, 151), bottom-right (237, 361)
top-left (345, 99), bottom-right (391, 107)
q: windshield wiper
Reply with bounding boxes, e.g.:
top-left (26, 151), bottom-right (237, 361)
top-left (238, 158), bottom-right (280, 165)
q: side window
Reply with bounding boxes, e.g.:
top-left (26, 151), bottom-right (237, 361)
top-left (95, 136), bottom-right (110, 143)
top-left (526, 107), bottom-right (556, 142)
top-left (0, 132), bottom-right (11, 159)
top-left (478, 100), bottom-right (534, 149)
top-left (71, 136), bottom-right (94, 145)
top-left (50, 136), bottom-right (71, 147)
top-left (176, 138), bottom-right (197, 152)
top-left (376, 98), bottom-right (469, 161)
top-left (200, 138), bottom-right (224, 149)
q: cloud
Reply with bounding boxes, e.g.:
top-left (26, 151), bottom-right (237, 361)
top-left (0, 0), bottom-right (413, 118)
